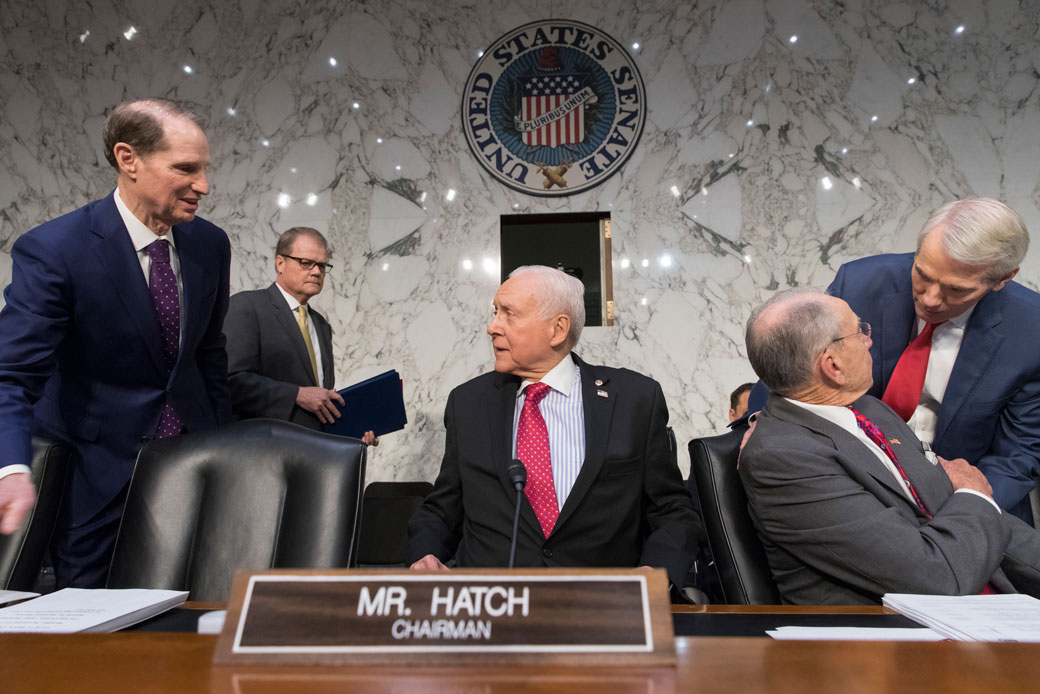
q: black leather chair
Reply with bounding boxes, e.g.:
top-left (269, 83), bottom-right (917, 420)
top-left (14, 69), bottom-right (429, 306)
top-left (107, 419), bottom-right (366, 601)
top-left (355, 481), bottom-right (433, 567)
top-left (0, 437), bottom-right (72, 591)
top-left (688, 428), bottom-right (780, 604)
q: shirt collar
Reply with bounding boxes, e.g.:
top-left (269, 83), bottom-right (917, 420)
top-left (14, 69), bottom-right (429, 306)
top-left (275, 281), bottom-right (304, 312)
top-left (114, 188), bottom-right (176, 252)
top-left (518, 352), bottom-right (577, 398)
top-left (917, 304), bottom-right (974, 332)
top-left (783, 397), bottom-right (859, 429)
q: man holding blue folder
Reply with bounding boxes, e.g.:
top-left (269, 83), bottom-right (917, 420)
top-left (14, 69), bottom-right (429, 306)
top-left (224, 227), bottom-right (376, 444)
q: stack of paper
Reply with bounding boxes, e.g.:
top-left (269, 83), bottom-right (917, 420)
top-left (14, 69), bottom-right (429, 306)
top-left (767, 626), bottom-right (944, 641)
top-left (0, 588), bottom-right (188, 633)
top-left (0, 590), bottom-right (40, 606)
top-left (883, 593), bottom-right (1040, 642)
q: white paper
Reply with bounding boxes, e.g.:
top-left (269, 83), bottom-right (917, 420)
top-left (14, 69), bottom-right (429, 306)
top-left (767, 626), bottom-right (945, 641)
top-left (883, 593), bottom-right (1040, 642)
top-left (0, 588), bottom-right (188, 633)
top-left (0, 590), bottom-right (39, 606)
top-left (197, 609), bottom-right (226, 634)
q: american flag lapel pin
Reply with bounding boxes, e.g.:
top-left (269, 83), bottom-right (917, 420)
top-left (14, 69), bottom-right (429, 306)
top-left (597, 389), bottom-right (608, 398)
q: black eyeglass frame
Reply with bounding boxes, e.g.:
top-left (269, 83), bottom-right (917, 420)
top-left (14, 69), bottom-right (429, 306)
top-left (280, 254), bottom-right (333, 273)
top-left (831, 320), bottom-right (871, 344)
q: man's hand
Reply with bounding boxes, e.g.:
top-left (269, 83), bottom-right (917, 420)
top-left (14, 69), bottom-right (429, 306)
top-left (296, 387), bottom-right (345, 424)
top-left (939, 456), bottom-right (994, 497)
top-left (0, 473), bottom-right (36, 534)
top-left (410, 554), bottom-right (449, 571)
top-left (362, 431), bottom-right (379, 446)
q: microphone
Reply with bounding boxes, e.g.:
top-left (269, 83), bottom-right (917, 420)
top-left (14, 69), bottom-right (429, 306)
top-left (506, 459), bottom-right (527, 569)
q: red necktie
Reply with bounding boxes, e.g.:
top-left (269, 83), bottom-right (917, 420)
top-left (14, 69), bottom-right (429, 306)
top-left (146, 239), bottom-right (183, 439)
top-left (851, 407), bottom-right (998, 594)
top-left (517, 382), bottom-right (558, 538)
top-left (882, 321), bottom-right (942, 421)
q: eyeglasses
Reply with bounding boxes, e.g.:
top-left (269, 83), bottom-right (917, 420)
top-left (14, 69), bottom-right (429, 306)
top-left (280, 254), bottom-right (333, 273)
top-left (831, 321), bottom-right (871, 343)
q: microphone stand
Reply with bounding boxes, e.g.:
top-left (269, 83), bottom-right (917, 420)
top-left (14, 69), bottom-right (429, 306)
top-left (506, 460), bottom-right (527, 569)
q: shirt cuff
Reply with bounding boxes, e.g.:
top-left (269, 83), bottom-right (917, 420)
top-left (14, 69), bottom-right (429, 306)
top-left (954, 488), bottom-right (1001, 514)
top-left (0, 465), bottom-right (32, 481)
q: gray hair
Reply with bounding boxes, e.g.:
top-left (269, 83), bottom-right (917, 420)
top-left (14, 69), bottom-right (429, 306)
top-left (745, 288), bottom-right (843, 396)
top-left (918, 198), bottom-right (1029, 282)
top-left (508, 265), bottom-right (586, 348)
top-left (103, 99), bottom-right (204, 170)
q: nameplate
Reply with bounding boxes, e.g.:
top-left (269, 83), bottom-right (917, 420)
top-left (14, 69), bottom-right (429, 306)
top-left (213, 568), bottom-right (675, 666)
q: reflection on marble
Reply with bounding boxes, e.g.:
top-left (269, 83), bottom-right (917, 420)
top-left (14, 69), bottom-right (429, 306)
top-left (1, 0), bottom-right (1039, 482)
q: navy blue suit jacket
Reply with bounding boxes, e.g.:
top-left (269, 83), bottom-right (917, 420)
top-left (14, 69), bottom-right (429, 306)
top-left (0, 192), bottom-right (231, 526)
top-left (829, 253), bottom-right (1040, 521)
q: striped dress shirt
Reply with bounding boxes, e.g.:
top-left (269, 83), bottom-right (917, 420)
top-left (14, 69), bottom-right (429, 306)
top-left (512, 355), bottom-right (586, 511)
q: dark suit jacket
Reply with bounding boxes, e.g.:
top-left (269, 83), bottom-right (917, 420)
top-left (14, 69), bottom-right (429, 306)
top-left (224, 283), bottom-right (335, 430)
top-left (740, 394), bottom-right (1040, 604)
top-left (0, 192), bottom-right (231, 526)
top-left (829, 253), bottom-right (1040, 521)
top-left (407, 354), bottom-right (702, 586)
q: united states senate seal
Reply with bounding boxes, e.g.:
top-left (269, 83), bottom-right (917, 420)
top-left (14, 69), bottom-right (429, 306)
top-left (462, 19), bottom-right (646, 197)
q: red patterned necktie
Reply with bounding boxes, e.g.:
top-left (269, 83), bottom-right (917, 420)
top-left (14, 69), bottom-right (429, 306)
top-left (882, 321), bottom-right (942, 421)
top-left (146, 239), bottom-right (183, 439)
top-left (517, 382), bottom-right (558, 538)
top-left (850, 406), bottom-right (997, 594)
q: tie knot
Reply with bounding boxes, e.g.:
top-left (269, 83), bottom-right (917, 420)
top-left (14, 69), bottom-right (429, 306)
top-left (525, 382), bottom-right (551, 405)
top-left (146, 239), bottom-right (171, 264)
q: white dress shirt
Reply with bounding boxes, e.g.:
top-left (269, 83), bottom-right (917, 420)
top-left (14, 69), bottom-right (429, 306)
top-left (511, 355), bottom-right (585, 510)
top-left (114, 187), bottom-right (184, 343)
top-left (275, 282), bottom-right (325, 384)
top-left (785, 398), bottom-right (999, 513)
top-left (906, 307), bottom-right (974, 447)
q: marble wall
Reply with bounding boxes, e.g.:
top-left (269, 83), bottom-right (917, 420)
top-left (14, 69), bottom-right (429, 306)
top-left (2, 0), bottom-right (1038, 480)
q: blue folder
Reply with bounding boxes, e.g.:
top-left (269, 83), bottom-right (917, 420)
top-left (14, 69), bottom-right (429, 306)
top-left (322, 369), bottom-right (407, 439)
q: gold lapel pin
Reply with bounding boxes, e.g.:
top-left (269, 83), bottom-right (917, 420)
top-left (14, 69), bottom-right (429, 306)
top-left (595, 379), bottom-right (604, 386)
top-left (889, 438), bottom-right (900, 445)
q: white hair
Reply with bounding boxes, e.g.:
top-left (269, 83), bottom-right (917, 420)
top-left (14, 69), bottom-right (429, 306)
top-left (918, 198), bottom-right (1029, 282)
top-left (508, 265), bottom-right (586, 347)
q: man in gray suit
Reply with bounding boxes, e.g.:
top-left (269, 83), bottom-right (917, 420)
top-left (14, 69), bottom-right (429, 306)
top-left (740, 288), bottom-right (1040, 604)
top-left (224, 227), bottom-right (374, 442)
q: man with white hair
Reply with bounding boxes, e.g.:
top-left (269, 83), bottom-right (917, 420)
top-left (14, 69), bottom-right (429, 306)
top-left (829, 198), bottom-right (1040, 523)
top-left (408, 266), bottom-right (701, 586)
top-left (740, 289), bottom-right (1040, 604)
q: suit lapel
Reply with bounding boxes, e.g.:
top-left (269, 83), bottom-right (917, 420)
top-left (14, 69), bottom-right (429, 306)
top-left (171, 223), bottom-right (202, 373)
top-left (935, 293), bottom-right (1004, 444)
top-left (315, 313), bottom-right (335, 389)
top-left (876, 283), bottom-right (916, 394)
top-left (766, 395), bottom-right (926, 512)
top-left (90, 194), bottom-right (166, 378)
top-left (267, 283), bottom-right (318, 386)
top-left (553, 356), bottom-right (615, 534)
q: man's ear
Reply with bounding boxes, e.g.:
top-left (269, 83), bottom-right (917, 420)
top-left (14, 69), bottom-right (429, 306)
top-left (548, 314), bottom-right (571, 349)
top-left (991, 267), bottom-right (1019, 292)
top-left (113, 142), bottom-right (138, 178)
top-left (817, 348), bottom-right (845, 387)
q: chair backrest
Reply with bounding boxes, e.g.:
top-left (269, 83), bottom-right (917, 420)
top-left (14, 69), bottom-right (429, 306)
top-left (355, 481), bottom-right (434, 566)
top-left (107, 419), bottom-right (366, 601)
top-left (688, 429), bottom-right (780, 604)
top-left (0, 438), bottom-right (72, 590)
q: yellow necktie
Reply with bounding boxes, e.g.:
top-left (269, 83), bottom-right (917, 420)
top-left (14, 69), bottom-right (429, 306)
top-left (295, 306), bottom-right (320, 384)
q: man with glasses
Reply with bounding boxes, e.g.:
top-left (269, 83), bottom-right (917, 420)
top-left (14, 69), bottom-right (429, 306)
top-left (828, 198), bottom-right (1040, 523)
top-left (224, 227), bottom-right (375, 442)
top-left (740, 289), bottom-right (1040, 604)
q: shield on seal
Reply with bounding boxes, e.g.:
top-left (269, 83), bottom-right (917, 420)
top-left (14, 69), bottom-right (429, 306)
top-left (520, 48), bottom-right (585, 147)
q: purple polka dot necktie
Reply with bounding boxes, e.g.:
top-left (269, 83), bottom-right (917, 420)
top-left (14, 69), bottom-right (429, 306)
top-left (517, 382), bottom-right (558, 538)
top-left (146, 239), bottom-right (183, 439)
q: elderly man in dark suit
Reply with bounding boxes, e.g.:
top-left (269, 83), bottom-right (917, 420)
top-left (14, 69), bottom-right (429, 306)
top-left (223, 227), bottom-right (376, 442)
top-left (407, 265), bottom-right (701, 587)
top-left (740, 289), bottom-right (1040, 604)
top-left (0, 99), bottom-right (231, 587)
top-left (828, 198), bottom-right (1040, 523)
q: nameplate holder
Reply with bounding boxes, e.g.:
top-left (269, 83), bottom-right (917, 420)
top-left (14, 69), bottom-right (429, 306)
top-left (213, 568), bottom-right (675, 666)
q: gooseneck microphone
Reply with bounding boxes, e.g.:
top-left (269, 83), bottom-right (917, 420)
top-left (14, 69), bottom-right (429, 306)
top-left (506, 459), bottom-right (527, 569)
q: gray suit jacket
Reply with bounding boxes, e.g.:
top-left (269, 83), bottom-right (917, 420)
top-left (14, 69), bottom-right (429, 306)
top-left (223, 283), bottom-right (335, 430)
top-left (739, 394), bottom-right (1040, 604)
